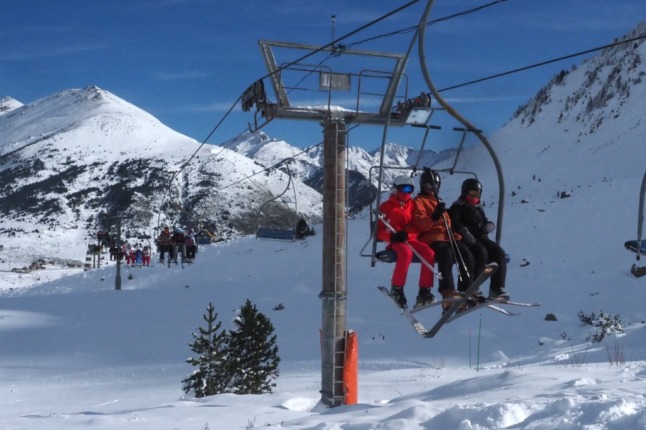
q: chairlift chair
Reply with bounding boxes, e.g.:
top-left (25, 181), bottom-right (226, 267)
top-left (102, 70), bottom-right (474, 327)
top-left (360, 117), bottom-right (481, 268)
top-left (256, 162), bottom-right (299, 241)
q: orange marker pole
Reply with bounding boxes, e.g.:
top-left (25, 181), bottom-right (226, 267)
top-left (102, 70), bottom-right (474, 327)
top-left (344, 330), bottom-right (358, 405)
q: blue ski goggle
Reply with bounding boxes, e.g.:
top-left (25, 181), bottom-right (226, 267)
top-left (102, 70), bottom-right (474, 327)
top-left (397, 184), bottom-right (414, 194)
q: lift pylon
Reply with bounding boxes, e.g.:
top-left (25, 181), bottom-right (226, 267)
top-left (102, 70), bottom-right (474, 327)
top-left (242, 39), bottom-right (427, 407)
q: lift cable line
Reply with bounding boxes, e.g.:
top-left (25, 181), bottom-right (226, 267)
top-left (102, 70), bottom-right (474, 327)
top-left (439, 32), bottom-right (646, 93)
top-left (343, 0), bottom-right (509, 50)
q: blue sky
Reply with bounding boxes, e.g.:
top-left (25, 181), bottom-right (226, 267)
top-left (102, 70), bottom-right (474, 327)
top-left (2, 1), bottom-right (644, 151)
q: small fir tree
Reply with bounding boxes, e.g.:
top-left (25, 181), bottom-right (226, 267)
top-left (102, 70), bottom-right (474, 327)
top-left (182, 302), bottom-right (230, 397)
top-left (228, 299), bottom-right (280, 394)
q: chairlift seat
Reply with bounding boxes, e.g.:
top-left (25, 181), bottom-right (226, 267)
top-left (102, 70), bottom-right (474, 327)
top-left (196, 237), bottom-right (212, 245)
top-left (256, 227), bottom-right (296, 241)
top-left (375, 248), bottom-right (421, 263)
top-left (625, 240), bottom-right (646, 255)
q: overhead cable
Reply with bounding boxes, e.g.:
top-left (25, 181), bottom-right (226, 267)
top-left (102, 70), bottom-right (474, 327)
top-left (439, 33), bottom-right (646, 92)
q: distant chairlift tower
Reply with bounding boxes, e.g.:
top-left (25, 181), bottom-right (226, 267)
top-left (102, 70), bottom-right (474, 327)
top-left (241, 39), bottom-right (428, 407)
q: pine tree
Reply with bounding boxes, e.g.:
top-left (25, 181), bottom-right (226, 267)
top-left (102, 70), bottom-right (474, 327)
top-left (182, 302), bottom-right (230, 397)
top-left (227, 299), bottom-right (280, 394)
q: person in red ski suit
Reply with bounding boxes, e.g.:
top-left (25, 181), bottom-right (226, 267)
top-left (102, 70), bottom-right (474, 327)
top-left (142, 246), bottom-right (151, 267)
top-left (124, 244), bottom-right (134, 267)
top-left (377, 175), bottom-right (436, 309)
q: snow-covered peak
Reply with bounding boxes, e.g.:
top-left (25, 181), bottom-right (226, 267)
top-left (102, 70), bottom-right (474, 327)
top-left (0, 86), bottom-right (195, 153)
top-left (0, 96), bottom-right (22, 114)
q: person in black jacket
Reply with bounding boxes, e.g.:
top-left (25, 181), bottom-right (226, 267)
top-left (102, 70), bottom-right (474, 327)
top-left (449, 178), bottom-right (510, 300)
top-left (170, 228), bottom-right (186, 263)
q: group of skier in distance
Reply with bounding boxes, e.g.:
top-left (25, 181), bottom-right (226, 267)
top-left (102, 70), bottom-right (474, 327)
top-left (377, 168), bottom-right (509, 312)
top-left (155, 226), bottom-right (199, 265)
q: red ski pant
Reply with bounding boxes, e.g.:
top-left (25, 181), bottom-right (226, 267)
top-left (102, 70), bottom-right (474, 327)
top-left (389, 240), bottom-right (435, 289)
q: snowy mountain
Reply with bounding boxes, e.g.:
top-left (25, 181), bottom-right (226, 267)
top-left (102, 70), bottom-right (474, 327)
top-left (226, 130), bottom-right (455, 214)
top-left (0, 87), bottom-right (324, 286)
top-left (227, 130), bottom-right (453, 189)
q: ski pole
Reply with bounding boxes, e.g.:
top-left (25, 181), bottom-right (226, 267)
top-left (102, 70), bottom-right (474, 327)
top-left (377, 212), bottom-right (443, 280)
top-left (426, 168), bottom-right (471, 280)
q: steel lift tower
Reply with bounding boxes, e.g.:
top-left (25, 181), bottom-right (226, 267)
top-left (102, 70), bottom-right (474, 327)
top-left (240, 39), bottom-right (429, 406)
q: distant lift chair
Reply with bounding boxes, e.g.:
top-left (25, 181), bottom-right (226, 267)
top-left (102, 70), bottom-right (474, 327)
top-left (255, 162), bottom-right (298, 241)
top-left (625, 171), bottom-right (646, 277)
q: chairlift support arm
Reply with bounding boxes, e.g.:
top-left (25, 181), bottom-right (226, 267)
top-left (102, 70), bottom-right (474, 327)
top-left (416, 1), bottom-right (505, 244)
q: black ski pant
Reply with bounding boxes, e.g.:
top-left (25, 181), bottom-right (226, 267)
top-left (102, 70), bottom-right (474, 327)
top-left (466, 237), bottom-right (507, 292)
top-left (158, 244), bottom-right (171, 261)
top-left (429, 241), bottom-right (475, 294)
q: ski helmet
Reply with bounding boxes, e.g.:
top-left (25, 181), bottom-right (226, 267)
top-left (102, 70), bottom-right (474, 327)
top-left (461, 178), bottom-right (482, 195)
top-left (420, 168), bottom-right (441, 191)
top-left (392, 175), bottom-right (414, 193)
top-left (393, 175), bottom-right (413, 187)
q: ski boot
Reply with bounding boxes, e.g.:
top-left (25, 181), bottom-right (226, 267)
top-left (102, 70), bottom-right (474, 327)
top-left (489, 287), bottom-right (510, 301)
top-left (440, 289), bottom-right (463, 314)
top-left (632, 264), bottom-right (646, 278)
top-left (469, 289), bottom-right (487, 304)
top-left (414, 287), bottom-right (435, 309)
top-left (390, 286), bottom-right (407, 310)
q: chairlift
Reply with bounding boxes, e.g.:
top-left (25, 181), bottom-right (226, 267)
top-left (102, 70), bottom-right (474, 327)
top-left (256, 161), bottom-right (299, 241)
top-left (360, 111), bottom-right (482, 267)
top-left (625, 171), bottom-right (646, 277)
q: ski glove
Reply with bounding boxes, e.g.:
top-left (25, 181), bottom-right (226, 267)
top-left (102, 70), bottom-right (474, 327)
top-left (458, 226), bottom-right (476, 246)
top-left (431, 202), bottom-right (447, 221)
top-left (390, 231), bottom-right (408, 243)
top-left (483, 221), bottom-right (495, 233)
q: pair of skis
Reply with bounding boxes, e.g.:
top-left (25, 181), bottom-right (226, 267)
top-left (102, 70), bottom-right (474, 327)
top-left (379, 262), bottom-right (540, 338)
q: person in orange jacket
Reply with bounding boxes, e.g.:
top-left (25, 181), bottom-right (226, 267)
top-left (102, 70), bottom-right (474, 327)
top-left (377, 175), bottom-right (436, 309)
top-left (412, 169), bottom-right (478, 310)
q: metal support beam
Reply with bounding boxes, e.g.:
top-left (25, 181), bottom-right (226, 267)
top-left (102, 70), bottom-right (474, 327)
top-left (115, 217), bottom-right (122, 291)
top-left (320, 119), bottom-right (348, 407)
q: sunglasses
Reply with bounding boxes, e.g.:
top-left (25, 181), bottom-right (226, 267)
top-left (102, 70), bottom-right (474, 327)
top-left (397, 184), bottom-right (414, 194)
top-left (467, 189), bottom-right (481, 197)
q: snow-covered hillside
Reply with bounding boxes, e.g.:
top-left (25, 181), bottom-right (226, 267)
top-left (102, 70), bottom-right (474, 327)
top-left (0, 87), bottom-right (324, 289)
